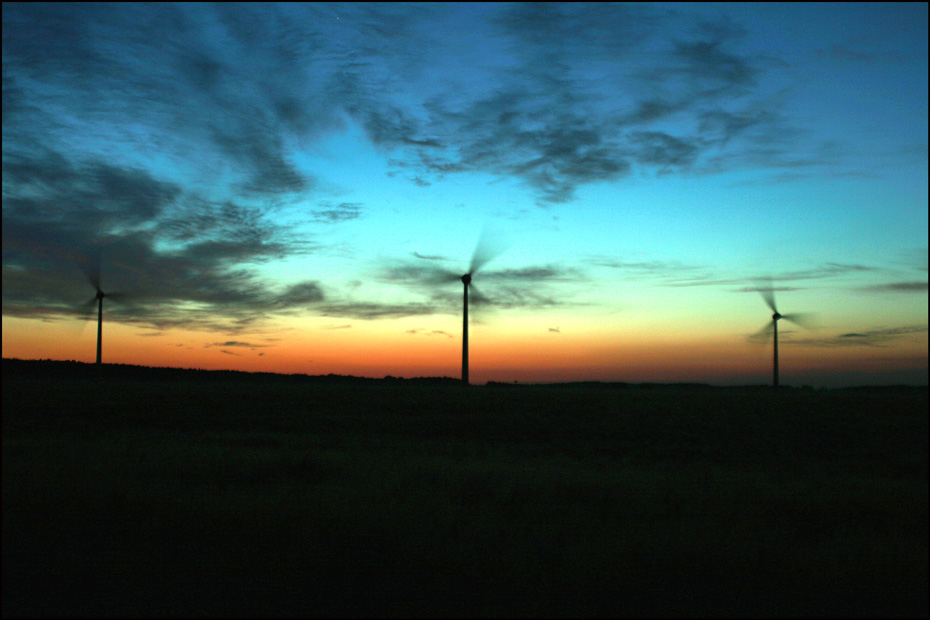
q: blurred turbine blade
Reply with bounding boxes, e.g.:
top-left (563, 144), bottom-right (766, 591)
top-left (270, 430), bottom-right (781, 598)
top-left (781, 312), bottom-right (816, 329)
top-left (468, 282), bottom-right (496, 324)
top-left (754, 277), bottom-right (777, 313)
top-left (469, 224), bottom-right (509, 275)
top-left (469, 283), bottom-right (492, 306)
top-left (76, 294), bottom-right (98, 337)
top-left (750, 320), bottom-right (775, 343)
top-left (390, 263), bottom-right (461, 285)
top-left (78, 252), bottom-right (102, 292)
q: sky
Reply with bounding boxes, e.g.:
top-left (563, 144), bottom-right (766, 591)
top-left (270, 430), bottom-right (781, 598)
top-left (2, 2), bottom-right (927, 387)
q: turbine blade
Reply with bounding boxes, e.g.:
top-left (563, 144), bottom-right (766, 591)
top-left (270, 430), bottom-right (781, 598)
top-left (749, 320), bottom-right (775, 343)
top-left (77, 251), bottom-right (102, 293)
top-left (394, 263), bottom-right (461, 285)
top-left (467, 282), bottom-right (496, 325)
top-left (75, 295), bottom-right (98, 337)
top-left (781, 312), bottom-right (815, 329)
top-left (469, 225), bottom-right (509, 275)
top-left (469, 283), bottom-right (492, 306)
top-left (754, 277), bottom-right (777, 313)
top-left (104, 291), bottom-right (129, 302)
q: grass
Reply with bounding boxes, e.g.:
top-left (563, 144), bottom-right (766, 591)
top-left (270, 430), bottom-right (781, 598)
top-left (3, 366), bottom-right (927, 617)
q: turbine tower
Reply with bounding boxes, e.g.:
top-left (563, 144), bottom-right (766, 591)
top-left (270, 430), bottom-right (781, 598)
top-left (95, 289), bottom-right (104, 365)
top-left (462, 271), bottom-right (471, 384)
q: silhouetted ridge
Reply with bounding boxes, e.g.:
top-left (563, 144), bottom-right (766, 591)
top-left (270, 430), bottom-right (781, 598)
top-left (1, 358), bottom-right (461, 386)
top-left (5, 359), bottom-right (925, 392)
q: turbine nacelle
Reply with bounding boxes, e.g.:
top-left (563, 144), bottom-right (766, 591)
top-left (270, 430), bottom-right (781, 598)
top-left (772, 311), bottom-right (781, 321)
top-left (461, 273), bottom-right (472, 286)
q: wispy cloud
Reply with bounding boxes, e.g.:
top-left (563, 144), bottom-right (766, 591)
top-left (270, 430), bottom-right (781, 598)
top-left (2, 3), bottom-right (919, 341)
top-left (792, 326), bottom-right (928, 348)
top-left (406, 328), bottom-right (453, 338)
top-left (315, 302), bottom-right (443, 320)
top-left (860, 282), bottom-right (928, 293)
top-left (312, 203), bottom-right (364, 223)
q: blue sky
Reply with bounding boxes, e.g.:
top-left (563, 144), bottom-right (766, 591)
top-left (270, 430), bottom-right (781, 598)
top-left (2, 2), bottom-right (927, 385)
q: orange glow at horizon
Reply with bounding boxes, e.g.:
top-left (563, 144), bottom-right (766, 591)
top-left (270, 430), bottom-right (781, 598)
top-left (4, 315), bottom-right (926, 387)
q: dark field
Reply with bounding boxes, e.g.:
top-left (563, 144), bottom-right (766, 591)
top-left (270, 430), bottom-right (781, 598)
top-left (3, 360), bottom-right (927, 617)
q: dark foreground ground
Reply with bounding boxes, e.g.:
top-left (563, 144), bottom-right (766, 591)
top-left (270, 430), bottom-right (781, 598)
top-left (3, 359), bottom-right (927, 617)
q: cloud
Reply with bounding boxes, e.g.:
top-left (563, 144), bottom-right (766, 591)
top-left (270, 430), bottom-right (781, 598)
top-left (407, 328), bottom-right (452, 338)
top-left (1, 147), bottom-right (321, 332)
top-left (274, 282), bottom-right (325, 307)
top-left (481, 266), bottom-right (586, 282)
top-left (792, 326), bottom-right (928, 348)
top-left (658, 263), bottom-right (879, 288)
top-left (860, 282), bottom-right (928, 293)
top-left (629, 131), bottom-right (701, 170)
top-left (209, 341), bottom-right (270, 348)
top-left (587, 256), bottom-right (705, 277)
top-left (372, 259), bottom-right (587, 316)
top-left (2, 3), bottom-right (907, 339)
top-left (2, 2), bottom-right (859, 219)
top-left (315, 302), bottom-right (443, 320)
top-left (311, 203), bottom-right (364, 223)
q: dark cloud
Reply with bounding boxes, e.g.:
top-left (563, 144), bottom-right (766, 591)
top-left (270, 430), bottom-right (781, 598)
top-left (698, 109), bottom-right (774, 146)
top-left (861, 282), bottom-right (928, 293)
top-left (315, 302), bottom-right (442, 320)
top-left (1, 148), bottom-right (321, 332)
top-left (660, 263), bottom-right (878, 288)
top-left (2, 3), bottom-right (906, 339)
top-left (2, 3), bottom-right (867, 214)
top-left (275, 282), bottom-right (325, 307)
top-left (3, 149), bottom-right (181, 234)
top-left (406, 328), bottom-right (452, 338)
top-left (793, 326), bottom-right (928, 348)
top-left (481, 266), bottom-right (586, 282)
top-left (209, 341), bottom-right (270, 348)
top-left (630, 131), bottom-right (701, 170)
top-left (588, 257), bottom-right (704, 274)
top-left (372, 259), bottom-right (586, 316)
top-left (312, 203), bottom-right (364, 224)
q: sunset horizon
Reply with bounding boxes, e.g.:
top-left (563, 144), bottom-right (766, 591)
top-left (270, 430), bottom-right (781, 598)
top-left (3, 3), bottom-right (927, 389)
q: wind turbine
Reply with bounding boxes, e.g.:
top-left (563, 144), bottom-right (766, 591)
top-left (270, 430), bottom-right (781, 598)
top-left (458, 228), bottom-right (512, 385)
top-left (754, 279), bottom-right (812, 388)
top-left (413, 227), bottom-right (508, 385)
top-left (79, 255), bottom-right (124, 365)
